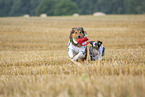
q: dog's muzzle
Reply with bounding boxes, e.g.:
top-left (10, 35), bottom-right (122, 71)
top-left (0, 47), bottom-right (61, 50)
top-left (78, 35), bottom-right (81, 38)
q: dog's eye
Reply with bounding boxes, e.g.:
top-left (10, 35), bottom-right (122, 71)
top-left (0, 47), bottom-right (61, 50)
top-left (80, 32), bottom-right (82, 34)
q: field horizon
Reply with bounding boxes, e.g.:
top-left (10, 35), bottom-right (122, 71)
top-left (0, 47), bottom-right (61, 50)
top-left (0, 15), bottom-right (145, 97)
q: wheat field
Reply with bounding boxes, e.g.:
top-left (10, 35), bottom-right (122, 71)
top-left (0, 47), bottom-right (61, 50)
top-left (0, 15), bottom-right (145, 97)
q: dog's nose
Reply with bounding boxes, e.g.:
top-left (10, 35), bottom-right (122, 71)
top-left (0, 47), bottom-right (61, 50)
top-left (78, 35), bottom-right (80, 38)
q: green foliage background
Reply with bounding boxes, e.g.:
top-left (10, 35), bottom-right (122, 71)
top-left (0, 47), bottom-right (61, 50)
top-left (0, 0), bottom-right (145, 17)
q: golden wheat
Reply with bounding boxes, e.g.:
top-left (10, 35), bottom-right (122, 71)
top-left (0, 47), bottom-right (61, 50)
top-left (0, 15), bottom-right (145, 97)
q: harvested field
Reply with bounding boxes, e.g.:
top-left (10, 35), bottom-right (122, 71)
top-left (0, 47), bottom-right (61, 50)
top-left (0, 15), bottom-right (145, 97)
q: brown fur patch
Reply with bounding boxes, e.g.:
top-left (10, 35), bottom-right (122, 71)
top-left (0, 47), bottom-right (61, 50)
top-left (72, 28), bottom-right (85, 41)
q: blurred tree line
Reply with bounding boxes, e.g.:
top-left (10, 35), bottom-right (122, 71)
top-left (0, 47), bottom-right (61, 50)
top-left (0, 0), bottom-right (145, 17)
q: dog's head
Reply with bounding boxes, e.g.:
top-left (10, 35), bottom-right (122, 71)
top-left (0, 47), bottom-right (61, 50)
top-left (90, 40), bottom-right (102, 49)
top-left (70, 27), bottom-right (86, 46)
top-left (71, 27), bottom-right (85, 41)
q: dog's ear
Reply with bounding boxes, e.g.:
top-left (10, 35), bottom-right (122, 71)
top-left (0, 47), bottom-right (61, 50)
top-left (89, 41), bottom-right (95, 46)
top-left (71, 28), bottom-right (76, 33)
top-left (97, 41), bottom-right (102, 44)
top-left (70, 28), bottom-right (75, 40)
top-left (97, 41), bottom-right (102, 48)
top-left (80, 27), bottom-right (84, 34)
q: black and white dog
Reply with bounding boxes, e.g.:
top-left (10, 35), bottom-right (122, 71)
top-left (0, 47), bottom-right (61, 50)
top-left (89, 41), bottom-right (105, 61)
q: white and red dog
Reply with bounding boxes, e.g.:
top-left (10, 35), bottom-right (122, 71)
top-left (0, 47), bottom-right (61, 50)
top-left (67, 27), bottom-right (89, 61)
